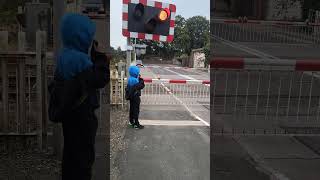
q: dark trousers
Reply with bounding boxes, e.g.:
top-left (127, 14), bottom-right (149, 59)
top-left (129, 97), bottom-right (141, 125)
top-left (61, 111), bottom-right (98, 180)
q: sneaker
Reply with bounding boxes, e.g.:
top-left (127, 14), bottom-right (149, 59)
top-left (134, 124), bottom-right (144, 129)
top-left (128, 122), bottom-right (134, 128)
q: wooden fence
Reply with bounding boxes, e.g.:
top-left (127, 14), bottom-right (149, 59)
top-left (0, 30), bottom-right (52, 151)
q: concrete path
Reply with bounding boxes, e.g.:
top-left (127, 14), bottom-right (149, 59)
top-left (115, 105), bottom-right (210, 180)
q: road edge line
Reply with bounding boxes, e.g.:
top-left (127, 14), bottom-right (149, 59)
top-left (161, 83), bottom-right (210, 127)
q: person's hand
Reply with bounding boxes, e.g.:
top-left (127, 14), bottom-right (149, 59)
top-left (139, 75), bottom-right (143, 81)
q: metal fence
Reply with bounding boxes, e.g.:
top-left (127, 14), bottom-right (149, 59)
top-left (211, 57), bottom-right (320, 135)
top-left (110, 78), bottom-right (210, 106)
top-left (212, 19), bottom-right (320, 45)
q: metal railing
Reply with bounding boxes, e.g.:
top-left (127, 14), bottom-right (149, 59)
top-left (211, 57), bottom-right (320, 135)
top-left (142, 79), bottom-right (210, 105)
top-left (212, 19), bottom-right (320, 45)
top-left (110, 77), bottom-right (210, 106)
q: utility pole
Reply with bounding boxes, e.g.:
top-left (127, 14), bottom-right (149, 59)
top-left (126, 37), bottom-right (132, 77)
top-left (52, 0), bottom-right (65, 159)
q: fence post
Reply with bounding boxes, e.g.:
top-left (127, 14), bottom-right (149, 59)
top-left (1, 31), bottom-right (9, 133)
top-left (18, 31), bottom-right (26, 133)
top-left (53, 0), bottom-right (65, 159)
top-left (36, 30), bottom-right (43, 150)
top-left (17, 55), bottom-right (26, 134)
top-left (18, 31), bottom-right (26, 52)
top-left (41, 31), bottom-right (48, 149)
top-left (121, 71), bottom-right (124, 108)
top-left (110, 79), bottom-right (114, 104)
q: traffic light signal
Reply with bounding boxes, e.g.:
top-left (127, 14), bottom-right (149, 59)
top-left (144, 7), bottom-right (171, 33)
top-left (127, 3), bottom-right (171, 36)
top-left (123, 0), bottom-right (176, 42)
top-left (133, 3), bottom-right (144, 20)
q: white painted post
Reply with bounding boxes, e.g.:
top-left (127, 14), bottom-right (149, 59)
top-left (126, 37), bottom-right (131, 77)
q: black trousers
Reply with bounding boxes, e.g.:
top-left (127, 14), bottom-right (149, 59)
top-left (129, 97), bottom-right (141, 125)
top-left (61, 110), bottom-right (98, 180)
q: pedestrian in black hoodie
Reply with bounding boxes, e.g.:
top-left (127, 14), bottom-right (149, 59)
top-left (48, 13), bottom-right (109, 180)
top-left (127, 65), bottom-right (145, 129)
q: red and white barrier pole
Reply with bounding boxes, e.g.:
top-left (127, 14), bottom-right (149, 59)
top-left (211, 57), bottom-right (320, 71)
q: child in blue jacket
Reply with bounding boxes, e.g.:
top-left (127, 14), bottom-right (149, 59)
top-left (127, 65), bottom-right (145, 129)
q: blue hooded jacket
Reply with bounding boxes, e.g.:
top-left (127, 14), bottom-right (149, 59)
top-left (128, 66), bottom-right (140, 87)
top-left (56, 13), bottom-right (96, 80)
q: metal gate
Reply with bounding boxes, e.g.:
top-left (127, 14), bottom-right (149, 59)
top-left (110, 78), bottom-right (210, 106)
top-left (211, 57), bottom-right (320, 135)
top-left (141, 78), bottom-right (210, 105)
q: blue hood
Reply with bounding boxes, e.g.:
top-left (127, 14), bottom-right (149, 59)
top-left (56, 13), bottom-right (96, 80)
top-left (128, 66), bottom-right (140, 87)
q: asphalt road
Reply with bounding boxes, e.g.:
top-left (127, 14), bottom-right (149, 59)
top-left (213, 42), bottom-right (320, 59)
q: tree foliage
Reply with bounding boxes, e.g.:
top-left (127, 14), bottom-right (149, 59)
top-left (184, 16), bottom-right (210, 55)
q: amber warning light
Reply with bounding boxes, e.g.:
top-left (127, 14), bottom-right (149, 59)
top-left (158, 8), bottom-right (170, 22)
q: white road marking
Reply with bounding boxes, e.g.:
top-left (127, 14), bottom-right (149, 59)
top-left (164, 67), bottom-right (210, 87)
top-left (164, 67), bottom-right (197, 80)
top-left (139, 120), bottom-right (206, 126)
top-left (160, 82), bottom-right (210, 127)
top-left (212, 35), bottom-right (280, 60)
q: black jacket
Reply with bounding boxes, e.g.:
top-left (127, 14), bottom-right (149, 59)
top-left (127, 77), bottom-right (145, 100)
top-left (48, 51), bottom-right (109, 122)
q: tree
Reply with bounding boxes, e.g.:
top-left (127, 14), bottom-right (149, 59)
top-left (172, 15), bottom-right (191, 57)
top-left (184, 16), bottom-right (209, 55)
top-left (110, 46), bottom-right (125, 61)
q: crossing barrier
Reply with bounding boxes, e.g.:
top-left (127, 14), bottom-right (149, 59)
top-left (109, 78), bottom-right (210, 106)
top-left (211, 57), bottom-right (320, 135)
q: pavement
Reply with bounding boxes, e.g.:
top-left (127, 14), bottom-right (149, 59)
top-left (115, 105), bottom-right (210, 180)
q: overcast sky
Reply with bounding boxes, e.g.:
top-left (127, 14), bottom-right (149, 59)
top-left (110, 0), bottom-right (210, 50)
